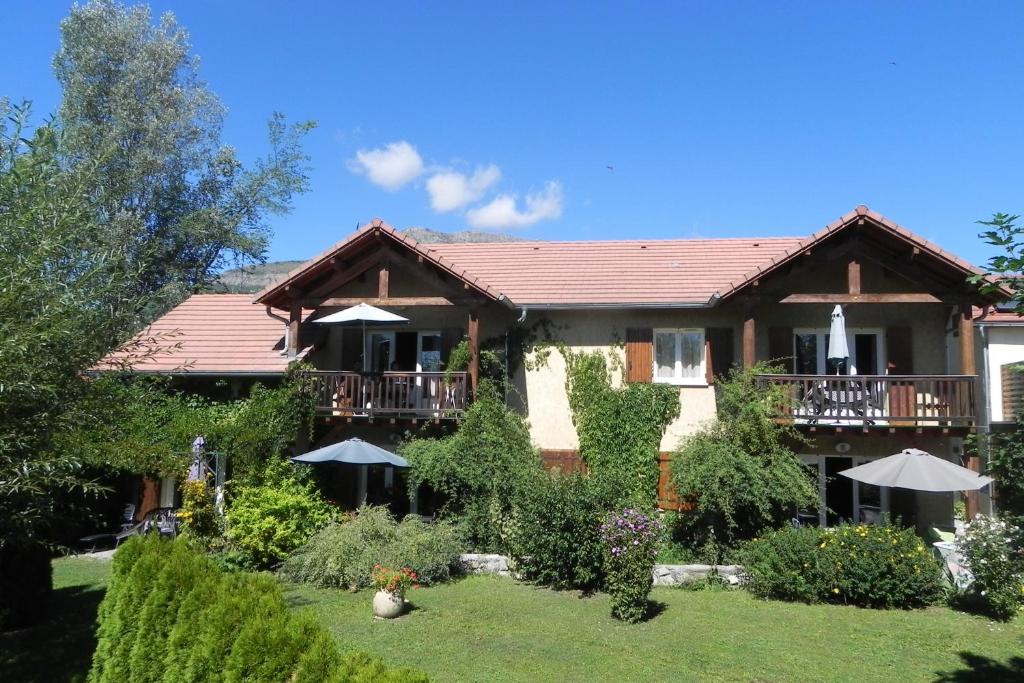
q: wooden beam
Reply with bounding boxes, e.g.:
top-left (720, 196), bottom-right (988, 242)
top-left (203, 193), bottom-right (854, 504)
top-left (378, 260), bottom-right (390, 299)
top-left (287, 300), bottom-right (302, 357)
top-left (742, 311), bottom-right (756, 368)
top-left (779, 293), bottom-right (942, 304)
top-left (848, 259), bottom-right (861, 295)
top-left (959, 303), bottom-right (976, 375)
top-left (467, 309), bottom-right (480, 394)
top-left (307, 250), bottom-right (382, 298)
top-left (304, 296), bottom-right (458, 307)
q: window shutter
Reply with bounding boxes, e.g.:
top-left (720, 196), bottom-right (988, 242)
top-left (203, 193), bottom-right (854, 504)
top-left (625, 328), bottom-right (653, 383)
top-left (885, 326), bottom-right (914, 374)
top-left (705, 327), bottom-right (735, 382)
top-left (768, 326), bottom-right (793, 372)
top-left (1001, 363), bottom-right (1024, 420)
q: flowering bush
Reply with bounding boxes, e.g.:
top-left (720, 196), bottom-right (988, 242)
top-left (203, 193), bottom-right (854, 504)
top-left (956, 514), bottom-right (1024, 621)
top-left (600, 508), bottom-right (661, 622)
top-left (371, 565), bottom-right (419, 598)
top-left (742, 523), bottom-right (944, 609)
top-left (177, 477), bottom-right (219, 539)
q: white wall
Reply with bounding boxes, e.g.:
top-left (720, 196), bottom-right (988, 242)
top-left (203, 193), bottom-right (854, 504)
top-left (983, 326), bottom-right (1024, 422)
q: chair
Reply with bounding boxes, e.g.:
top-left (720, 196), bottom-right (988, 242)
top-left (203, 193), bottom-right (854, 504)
top-left (120, 503), bottom-right (136, 531)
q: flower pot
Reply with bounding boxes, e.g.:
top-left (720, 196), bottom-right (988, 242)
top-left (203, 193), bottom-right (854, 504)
top-left (372, 590), bottom-right (405, 619)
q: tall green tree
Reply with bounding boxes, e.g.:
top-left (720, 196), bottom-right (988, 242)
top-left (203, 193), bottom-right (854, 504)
top-left (972, 213), bottom-right (1023, 310)
top-left (54, 0), bottom-right (314, 307)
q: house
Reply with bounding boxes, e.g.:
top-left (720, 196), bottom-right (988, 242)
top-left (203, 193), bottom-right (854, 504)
top-left (103, 205), bottom-right (1004, 529)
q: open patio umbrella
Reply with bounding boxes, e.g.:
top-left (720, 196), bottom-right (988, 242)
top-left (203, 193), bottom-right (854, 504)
top-left (839, 448), bottom-right (992, 492)
top-left (313, 303), bottom-right (409, 371)
top-left (826, 304), bottom-right (849, 374)
top-left (290, 437), bottom-right (410, 468)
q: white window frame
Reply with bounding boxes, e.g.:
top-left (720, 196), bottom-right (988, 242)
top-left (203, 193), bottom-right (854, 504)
top-left (652, 328), bottom-right (706, 386)
top-left (792, 327), bottom-right (886, 375)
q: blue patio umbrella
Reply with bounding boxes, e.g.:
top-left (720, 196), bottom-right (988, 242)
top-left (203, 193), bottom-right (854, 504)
top-left (290, 437), bottom-right (409, 468)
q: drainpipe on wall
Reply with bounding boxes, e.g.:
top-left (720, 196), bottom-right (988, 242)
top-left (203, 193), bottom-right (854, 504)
top-left (266, 306), bottom-right (290, 356)
top-left (978, 323), bottom-right (994, 515)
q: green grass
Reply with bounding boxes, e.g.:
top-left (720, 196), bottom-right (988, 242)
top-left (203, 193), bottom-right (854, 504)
top-left (0, 555), bottom-right (110, 683)
top-left (285, 574), bottom-right (1024, 683)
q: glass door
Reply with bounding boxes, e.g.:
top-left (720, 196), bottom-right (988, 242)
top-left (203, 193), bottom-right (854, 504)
top-left (416, 332), bottom-right (442, 409)
top-left (368, 332), bottom-right (394, 372)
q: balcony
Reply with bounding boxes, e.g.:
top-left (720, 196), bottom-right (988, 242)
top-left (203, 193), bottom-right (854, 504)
top-left (755, 374), bottom-right (976, 429)
top-left (302, 370), bottom-right (469, 420)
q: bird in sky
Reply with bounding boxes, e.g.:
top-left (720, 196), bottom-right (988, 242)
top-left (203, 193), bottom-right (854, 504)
top-left (606, 165), bottom-right (614, 172)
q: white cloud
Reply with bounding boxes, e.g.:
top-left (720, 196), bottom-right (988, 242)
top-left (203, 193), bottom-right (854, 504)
top-left (425, 165), bottom-right (502, 213)
top-left (466, 181), bottom-right (564, 229)
top-left (347, 141), bottom-right (424, 190)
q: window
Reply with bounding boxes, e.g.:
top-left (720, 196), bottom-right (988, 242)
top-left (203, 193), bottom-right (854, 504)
top-left (653, 329), bottom-right (705, 385)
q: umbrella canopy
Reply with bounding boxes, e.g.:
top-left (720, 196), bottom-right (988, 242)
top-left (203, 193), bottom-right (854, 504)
top-left (313, 303), bottom-right (410, 326)
top-left (839, 448), bottom-right (993, 492)
top-left (826, 304), bottom-right (849, 370)
top-left (313, 303), bottom-right (409, 371)
top-left (290, 437), bottom-right (410, 468)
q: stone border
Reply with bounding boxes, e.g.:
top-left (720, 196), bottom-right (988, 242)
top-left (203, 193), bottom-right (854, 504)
top-left (458, 554), bottom-right (742, 586)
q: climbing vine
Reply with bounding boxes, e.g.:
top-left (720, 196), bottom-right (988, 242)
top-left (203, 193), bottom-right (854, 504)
top-left (560, 348), bottom-right (680, 508)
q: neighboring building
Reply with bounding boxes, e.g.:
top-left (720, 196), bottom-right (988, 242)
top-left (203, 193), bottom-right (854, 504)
top-left (103, 205), bottom-right (1004, 529)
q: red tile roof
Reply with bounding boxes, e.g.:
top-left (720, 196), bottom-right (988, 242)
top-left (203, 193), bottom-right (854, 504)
top-left (98, 294), bottom-right (314, 375)
top-left (425, 237), bottom-right (802, 306)
top-left (976, 307), bottom-right (1024, 325)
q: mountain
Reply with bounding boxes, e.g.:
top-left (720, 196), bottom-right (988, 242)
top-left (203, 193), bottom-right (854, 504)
top-left (211, 228), bottom-right (520, 293)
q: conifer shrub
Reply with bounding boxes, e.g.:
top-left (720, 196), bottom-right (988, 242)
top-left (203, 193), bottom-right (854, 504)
top-left (89, 536), bottom-right (427, 682)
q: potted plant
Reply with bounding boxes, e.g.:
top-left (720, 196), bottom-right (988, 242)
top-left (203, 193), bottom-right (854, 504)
top-left (371, 564), bottom-right (418, 619)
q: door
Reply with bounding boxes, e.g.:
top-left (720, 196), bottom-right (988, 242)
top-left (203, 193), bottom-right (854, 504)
top-left (416, 332), bottom-right (442, 408)
top-left (793, 329), bottom-right (884, 374)
top-left (368, 332), bottom-right (394, 372)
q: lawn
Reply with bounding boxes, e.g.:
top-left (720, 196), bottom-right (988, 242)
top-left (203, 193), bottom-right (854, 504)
top-left (284, 574), bottom-right (1024, 683)
top-left (5, 557), bottom-right (1024, 682)
top-left (0, 555), bottom-right (111, 683)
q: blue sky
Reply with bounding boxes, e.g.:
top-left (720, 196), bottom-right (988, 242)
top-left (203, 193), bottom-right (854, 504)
top-left (4, 2), bottom-right (1023, 266)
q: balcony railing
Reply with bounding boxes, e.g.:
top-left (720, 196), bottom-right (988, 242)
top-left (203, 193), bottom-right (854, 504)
top-left (302, 371), bottom-right (468, 419)
top-left (755, 374), bottom-right (976, 428)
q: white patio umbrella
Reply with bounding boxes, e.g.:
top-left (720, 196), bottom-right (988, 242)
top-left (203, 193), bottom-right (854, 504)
top-left (826, 304), bottom-right (849, 374)
top-left (314, 303), bottom-right (409, 371)
top-left (839, 448), bottom-right (993, 492)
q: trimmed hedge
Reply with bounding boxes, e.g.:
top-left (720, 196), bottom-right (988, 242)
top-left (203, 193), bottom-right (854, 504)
top-left (88, 536), bottom-right (427, 683)
top-left (741, 523), bottom-right (945, 609)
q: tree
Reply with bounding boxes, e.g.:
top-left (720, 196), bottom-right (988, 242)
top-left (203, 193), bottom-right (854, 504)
top-left (971, 213), bottom-right (1023, 310)
top-left (54, 0), bottom-right (314, 308)
top-left (669, 364), bottom-right (818, 561)
top-left (0, 103), bottom-right (133, 550)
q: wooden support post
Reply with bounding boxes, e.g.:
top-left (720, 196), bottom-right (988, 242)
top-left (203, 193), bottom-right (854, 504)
top-left (960, 303), bottom-right (980, 518)
top-left (959, 303), bottom-right (976, 375)
top-left (848, 259), bottom-right (861, 295)
top-left (468, 309), bottom-right (480, 394)
top-left (742, 310), bottom-right (756, 368)
top-left (288, 300), bottom-right (302, 357)
top-left (378, 260), bottom-right (390, 299)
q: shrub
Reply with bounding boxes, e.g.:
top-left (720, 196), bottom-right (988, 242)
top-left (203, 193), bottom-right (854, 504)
top-left (225, 463), bottom-right (333, 568)
top-left (506, 470), bottom-right (607, 591)
top-left (0, 541), bottom-right (52, 631)
top-left (280, 505), bottom-right (461, 589)
top-left (178, 477), bottom-right (219, 540)
top-left (600, 508), bottom-right (661, 622)
top-left (402, 380), bottom-right (540, 551)
top-left (670, 364), bottom-right (818, 561)
top-left (89, 536), bottom-right (426, 683)
top-left (741, 523), bottom-right (945, 609)
top-left (955, 514), bottom-right (1024, 621)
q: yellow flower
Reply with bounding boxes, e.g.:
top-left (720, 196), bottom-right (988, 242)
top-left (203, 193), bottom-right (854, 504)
top-left (832, 588), bottom-right (840, 594)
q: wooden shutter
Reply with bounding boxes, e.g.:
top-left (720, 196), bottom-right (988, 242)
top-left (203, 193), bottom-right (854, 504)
top-left (768, 326), bottom-right (793, 372)
top-left (1002, 363), bottom-right (1024, 420)
top-left (705, 327), bottom-right (735, 383)
top-left (885, 327), bottom-right (914, 374)
top-left (886, 326), bottom-right (915, 421)
top-left (625, 328), bottom-right (653, 383)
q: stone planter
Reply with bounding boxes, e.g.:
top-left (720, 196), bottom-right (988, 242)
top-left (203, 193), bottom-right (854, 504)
top-left (372, 590), bottom-right (405, 619)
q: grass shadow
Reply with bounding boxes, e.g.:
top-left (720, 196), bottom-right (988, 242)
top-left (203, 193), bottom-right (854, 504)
top-left (641, 599), bottom-right (668, 622)
top-left (933, 652), bottom-right (1024, 682)
top-left (0, 584), bottom-right (105, 683)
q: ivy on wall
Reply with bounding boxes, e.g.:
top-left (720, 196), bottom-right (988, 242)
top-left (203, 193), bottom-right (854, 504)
top-left (560, 348), bottom-right (680, 508)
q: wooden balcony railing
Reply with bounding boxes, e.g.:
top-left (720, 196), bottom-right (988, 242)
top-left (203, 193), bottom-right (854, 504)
top-left (754, 374), bottom-right (976, 428)
top-left (302, 371), bottom-right (468, 419)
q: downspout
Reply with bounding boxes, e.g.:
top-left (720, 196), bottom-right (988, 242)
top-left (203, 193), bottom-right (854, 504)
top-left (978, 321), bottom-right (993, 514)
top-left (266, 306), bottom-right (289, 356)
